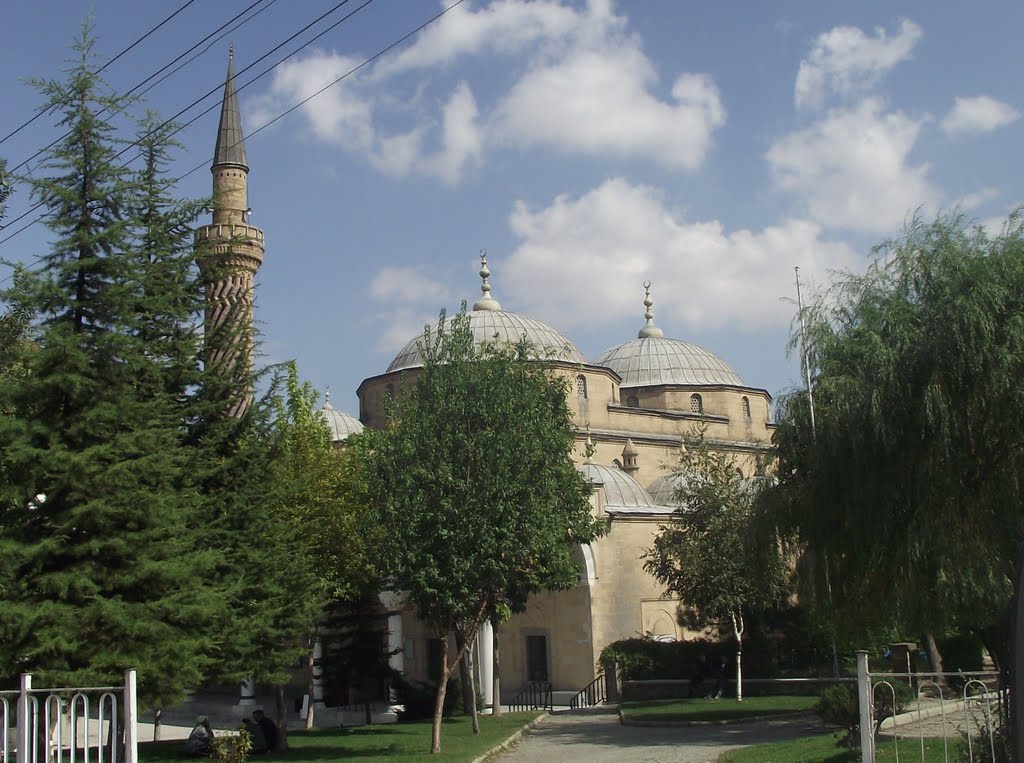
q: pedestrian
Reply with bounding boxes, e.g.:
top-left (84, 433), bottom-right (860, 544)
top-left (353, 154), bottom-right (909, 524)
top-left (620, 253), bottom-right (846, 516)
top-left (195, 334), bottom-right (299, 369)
top-left (713, 656), bottom-right (729, 699)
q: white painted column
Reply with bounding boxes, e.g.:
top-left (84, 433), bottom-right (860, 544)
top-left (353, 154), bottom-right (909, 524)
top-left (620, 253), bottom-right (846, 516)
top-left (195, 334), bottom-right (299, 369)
top-left (238, 675), bottom-right (256, 708)
top-left (17, 674), bottom-right (31, 763)
top-left (379, 592), bottom-right (405, 675)
top-left (124, 669), bottom-right (139, 763)
top-left (477, 620), bottom-right (494, 709)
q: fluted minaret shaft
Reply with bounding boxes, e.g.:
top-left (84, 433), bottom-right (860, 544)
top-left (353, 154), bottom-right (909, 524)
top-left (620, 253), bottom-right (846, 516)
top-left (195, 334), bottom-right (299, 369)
top-left (196, 49), bottom-right (265, 416)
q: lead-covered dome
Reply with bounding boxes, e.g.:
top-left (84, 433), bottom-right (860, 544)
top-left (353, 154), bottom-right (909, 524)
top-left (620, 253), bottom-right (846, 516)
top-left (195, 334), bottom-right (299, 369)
top-left (320, 400), bottom-right (364, 442)
top-left (594, 283), bottom-right (743, 387)
top-left (578, 462), bottom-right (657, 511)
top-left (386, 253), bottom-right (585, 373)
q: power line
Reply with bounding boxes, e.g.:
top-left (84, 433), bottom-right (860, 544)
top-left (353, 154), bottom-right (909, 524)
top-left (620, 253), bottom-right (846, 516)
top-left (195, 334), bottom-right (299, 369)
top-left (7, 0), bottom-right (275, 177)
top-left (0, 0), bottom-right (200, 148)
top-left (0, 0), bottom-right (367, 248)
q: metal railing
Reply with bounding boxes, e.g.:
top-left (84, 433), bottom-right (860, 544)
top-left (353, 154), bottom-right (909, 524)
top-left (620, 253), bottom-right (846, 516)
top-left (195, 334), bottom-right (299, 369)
top-left (2, 670), bottom-right (138, 763)
top-left (508, 681), bottom-right (552, 712)
top-left (855, 650), bottom-right (1000, 763)
top-left (569, 673), bottom-right (606, 709)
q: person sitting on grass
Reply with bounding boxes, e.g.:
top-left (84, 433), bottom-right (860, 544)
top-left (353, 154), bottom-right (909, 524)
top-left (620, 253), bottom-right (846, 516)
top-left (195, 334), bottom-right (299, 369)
top-left (688, 653), bottom-right (708, 698)
top-left (184, 716), bottom-right (214, 757)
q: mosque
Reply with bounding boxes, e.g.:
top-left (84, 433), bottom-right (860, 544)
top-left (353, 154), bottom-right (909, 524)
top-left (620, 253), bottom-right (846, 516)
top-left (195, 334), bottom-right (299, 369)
top-left (199, 54), bottom-right (775, 710)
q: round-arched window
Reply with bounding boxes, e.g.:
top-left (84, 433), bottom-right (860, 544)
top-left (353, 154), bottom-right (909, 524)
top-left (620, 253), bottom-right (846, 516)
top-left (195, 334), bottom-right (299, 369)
top-left (741, 396), bottom-right (751, 418)
top-left (576, 375), bottom-right (587, 398)
top-left (690, 394), bottom-right (703, 414)
top-left (626, 395), bottom-right (639, 408)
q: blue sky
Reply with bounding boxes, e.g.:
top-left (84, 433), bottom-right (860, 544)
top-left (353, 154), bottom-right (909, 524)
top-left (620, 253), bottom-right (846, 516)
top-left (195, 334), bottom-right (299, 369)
top-left (3, 0), bottom-right (1022, 417)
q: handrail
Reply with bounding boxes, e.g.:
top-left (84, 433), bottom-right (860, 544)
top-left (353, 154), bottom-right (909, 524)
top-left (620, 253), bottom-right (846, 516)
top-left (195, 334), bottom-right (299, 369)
top-left (570, 673), bottom-right (606, 709)
top-left (508, 681), bottom-right (552, 712)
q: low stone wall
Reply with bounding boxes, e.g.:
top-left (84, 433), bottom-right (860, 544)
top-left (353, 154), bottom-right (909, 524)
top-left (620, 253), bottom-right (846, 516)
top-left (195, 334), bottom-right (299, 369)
top-left (622, 677), bottom-right (853, 701)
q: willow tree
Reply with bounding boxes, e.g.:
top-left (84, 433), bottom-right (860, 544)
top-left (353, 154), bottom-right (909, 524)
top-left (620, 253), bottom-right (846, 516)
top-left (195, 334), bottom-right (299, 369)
top-left (770, 213), bottom-right (1024, 673)
top-left (364, 307), bottom-right (603, 754)
top-left (644, 430), bottom-right (787, 701)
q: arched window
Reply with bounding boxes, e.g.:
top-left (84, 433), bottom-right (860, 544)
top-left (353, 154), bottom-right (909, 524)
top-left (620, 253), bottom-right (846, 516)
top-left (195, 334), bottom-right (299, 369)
top-left (626, 395), bottom-right (639, 408)
top-left (576, 375), bottom-right (587, 398)
top-left (690, 394), bottom-right (703, 414)
top-left (741, 396), bottom-right (751, 418)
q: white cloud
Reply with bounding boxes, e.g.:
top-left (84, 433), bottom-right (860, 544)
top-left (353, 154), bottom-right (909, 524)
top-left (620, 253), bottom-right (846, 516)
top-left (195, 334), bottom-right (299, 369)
top-left (493, 50), bottom-right (724, 169)
top-left (252, 1), bottom-right (725, 181)
top-left (767, 98), bottom-right (937, 233)
top-left (502, 178), bottom-right (859, 332)
top-left (370, 266), bottom-right (453, 305)
top-left (941, 95), bottom-right (1020, 135)
top-left (953, 187), bottom-right (999, 212)
top-left (795, 19), bottom-right (922, 110)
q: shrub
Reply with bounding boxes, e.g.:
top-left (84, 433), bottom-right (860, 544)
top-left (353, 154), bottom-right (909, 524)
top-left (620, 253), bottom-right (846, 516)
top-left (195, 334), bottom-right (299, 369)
top-left (209, 728), bottom-right (252, 763)
top-left (392, 674), bottom-right (463, 722)
top-left (815, 681), bottom-right (913, 749)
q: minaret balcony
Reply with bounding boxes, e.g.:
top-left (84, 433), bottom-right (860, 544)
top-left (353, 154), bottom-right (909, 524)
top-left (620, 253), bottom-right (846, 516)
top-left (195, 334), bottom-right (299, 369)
top-left (194, 222), bottom-right (265, 246)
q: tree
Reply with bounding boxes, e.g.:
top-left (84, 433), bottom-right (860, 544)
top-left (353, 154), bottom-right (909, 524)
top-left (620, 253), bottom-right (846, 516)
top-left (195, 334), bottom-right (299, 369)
top-left (769, 213), bottom-right (1024, 680)
top-left (644, 429), bottom-right (788, 701)
top-left (0, 30), bottom-right (221, 706)
top-left (364, 308), bottom-right (603, 753)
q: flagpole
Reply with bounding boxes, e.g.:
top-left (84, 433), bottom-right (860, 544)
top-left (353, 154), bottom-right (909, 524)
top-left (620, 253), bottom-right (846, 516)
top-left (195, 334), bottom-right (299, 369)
top-left (795, 266), bottom-right (839, 679)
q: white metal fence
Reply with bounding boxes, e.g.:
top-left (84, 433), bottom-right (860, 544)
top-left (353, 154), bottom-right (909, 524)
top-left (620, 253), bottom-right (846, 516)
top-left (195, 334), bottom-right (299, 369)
top-left (856, 650), bottom-right (1001, 762)
top-left (1, 670), bottom-right (137, 763)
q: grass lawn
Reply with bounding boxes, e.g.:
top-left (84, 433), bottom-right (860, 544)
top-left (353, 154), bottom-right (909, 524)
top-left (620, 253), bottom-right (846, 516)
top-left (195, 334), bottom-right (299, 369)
top-left (621, 695), bottom-right (819, 724)
top-left (138, 712), bottom-right (541, 762)
top-left (718, 731), bottom-right (962, 762)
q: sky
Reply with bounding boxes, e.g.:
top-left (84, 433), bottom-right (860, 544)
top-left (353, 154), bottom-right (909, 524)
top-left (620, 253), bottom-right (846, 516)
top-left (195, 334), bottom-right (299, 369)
top-left (2, 0), bottom-right (1022, 418)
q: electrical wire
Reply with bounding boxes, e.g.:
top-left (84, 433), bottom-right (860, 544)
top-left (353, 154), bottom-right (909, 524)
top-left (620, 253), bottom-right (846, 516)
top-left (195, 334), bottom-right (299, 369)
top-left (0, 0), bottom-right (467, 278)
top-left (0, 0), bottom-right (200, 148)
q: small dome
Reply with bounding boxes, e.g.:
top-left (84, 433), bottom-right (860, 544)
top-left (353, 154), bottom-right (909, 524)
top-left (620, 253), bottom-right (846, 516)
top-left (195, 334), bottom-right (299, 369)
top-left (387, 310), bottom-right (585, 373)
top-left (578, 462), bottom-right (657, 510)
top-left (596, 282), bottom-right (744, 388)
top-left (321, 402), bottom-right (364, 442)
top-left (594, 336), bottom-right (744, 388)
top-left (647, 472), bottom-right (690, 506)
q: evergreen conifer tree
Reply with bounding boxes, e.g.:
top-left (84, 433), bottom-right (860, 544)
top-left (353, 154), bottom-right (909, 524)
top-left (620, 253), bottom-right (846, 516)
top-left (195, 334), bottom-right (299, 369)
top-left (0, 31), bottom-right (218, 707)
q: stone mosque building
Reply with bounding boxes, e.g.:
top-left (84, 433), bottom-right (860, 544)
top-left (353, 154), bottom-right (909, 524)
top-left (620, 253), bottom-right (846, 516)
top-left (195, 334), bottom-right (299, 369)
top-left (200, 53), bottom-right (775, 709)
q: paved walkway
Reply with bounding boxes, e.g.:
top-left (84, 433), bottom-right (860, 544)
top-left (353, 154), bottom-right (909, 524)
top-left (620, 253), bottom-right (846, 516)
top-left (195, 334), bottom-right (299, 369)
top-left (493, 706), bottom-right (831, 763)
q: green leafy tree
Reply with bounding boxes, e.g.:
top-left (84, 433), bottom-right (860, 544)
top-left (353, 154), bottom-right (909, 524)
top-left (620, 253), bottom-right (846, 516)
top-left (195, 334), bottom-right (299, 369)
top-left (769, 213), bottom-right (1024, 680)
top-left (364, 307), bottom-right (603, 753)
top-left (644, 429), bottom-right (788, 701)
top-left (0, 31), bottom-right (219, 706)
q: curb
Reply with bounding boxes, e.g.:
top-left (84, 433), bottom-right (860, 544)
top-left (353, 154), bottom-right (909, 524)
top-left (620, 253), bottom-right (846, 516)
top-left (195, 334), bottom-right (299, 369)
top-left (880, 696), bottom-right (989, 731)
top-left (472, 712), bottom-right (549, 763)
top-left (619, 709), bottom-right (818, 728)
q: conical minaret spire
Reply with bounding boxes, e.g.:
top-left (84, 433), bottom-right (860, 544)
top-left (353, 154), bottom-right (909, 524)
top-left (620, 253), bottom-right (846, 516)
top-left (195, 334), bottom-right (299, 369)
top-left (637, 280), bottom-right (664, 339)
top-left (195, 48), bottom-right (265, 417)
top-left (213, 47), bottom-right (248, 171)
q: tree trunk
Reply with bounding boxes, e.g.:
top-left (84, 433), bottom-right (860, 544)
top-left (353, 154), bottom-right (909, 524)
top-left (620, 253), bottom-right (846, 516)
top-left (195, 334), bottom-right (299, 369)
top-left (492, 621), bottom-right (502, 715)
top-left (153, 708), bottom-right (161, 741)
top-left (456, 630), bottom-right (480, 734)
top-left (922, 632), bottom-right (946, 687)
top-left (275, 685), bottom-right (288, 751)
top-left (733, 611), bottom-right (744, 702)
top-left (305, 647), bottom-right (316, 730)
top-left (431, 635), bottom-right (450, 753)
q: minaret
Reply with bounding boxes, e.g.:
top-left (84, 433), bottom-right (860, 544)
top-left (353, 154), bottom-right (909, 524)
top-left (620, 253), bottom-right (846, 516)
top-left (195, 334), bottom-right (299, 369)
top-left (195, 48), bottom-right (265, 415)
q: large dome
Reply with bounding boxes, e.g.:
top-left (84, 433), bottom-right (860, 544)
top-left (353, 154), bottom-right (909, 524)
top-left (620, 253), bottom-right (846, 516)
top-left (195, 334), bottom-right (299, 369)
top-left (594, 282), bottom-right (744, 388)
top-left (386, 254), bottom-right (584, 373)
top-left (647, 472), bottom-right (690, 506)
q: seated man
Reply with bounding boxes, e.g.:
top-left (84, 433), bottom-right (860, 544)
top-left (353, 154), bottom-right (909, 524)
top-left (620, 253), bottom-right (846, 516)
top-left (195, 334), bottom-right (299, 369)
top-left (243, 715), bottom-right (268, 754)
top-left (253, 709), bottom-right (279, 752)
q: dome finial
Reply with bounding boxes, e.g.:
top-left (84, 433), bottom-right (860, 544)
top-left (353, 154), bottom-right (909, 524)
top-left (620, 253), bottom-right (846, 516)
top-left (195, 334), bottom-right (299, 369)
top-left (324, 385), bottom-right (331, 407)
top-left (473, 249), bottom-right (502, 311)
top-left (638, 280), bottom-right (664, 338)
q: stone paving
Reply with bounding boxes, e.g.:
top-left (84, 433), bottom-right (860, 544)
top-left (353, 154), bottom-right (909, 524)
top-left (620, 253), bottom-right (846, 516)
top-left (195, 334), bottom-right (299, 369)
top-left (493, 706), bottom-right (832, 763)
